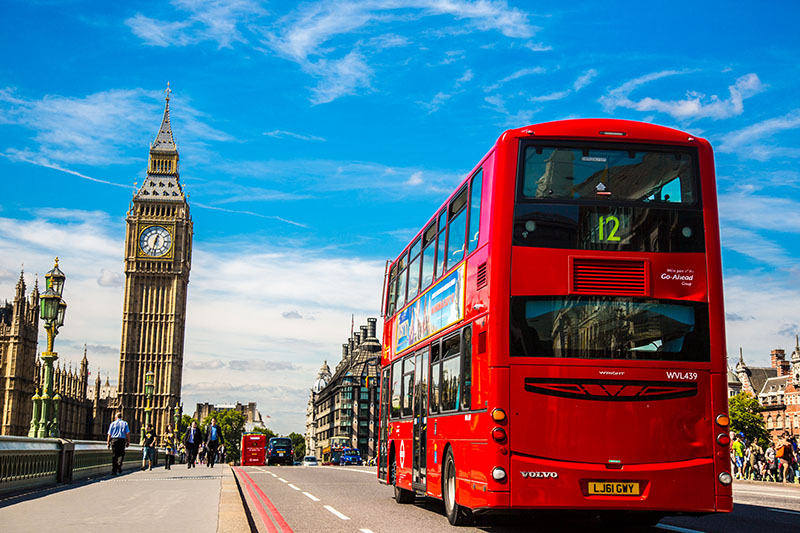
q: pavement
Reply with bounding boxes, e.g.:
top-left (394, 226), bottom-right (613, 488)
top-left (0, 462), bottom-right (250, 533)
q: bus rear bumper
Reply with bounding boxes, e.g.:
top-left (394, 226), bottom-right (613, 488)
top-left (503, 454), bottom-right (721, 513)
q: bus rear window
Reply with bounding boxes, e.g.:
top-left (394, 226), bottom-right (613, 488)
top-left (519, 145), bottom-right (697, 205)
top-left (510, 296), bottom-right (710, 362)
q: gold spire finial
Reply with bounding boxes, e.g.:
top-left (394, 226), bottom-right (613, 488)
top-left (166, 81), bottom-right (171, 101)
top-left (54, 257), bottom-right (59, 268)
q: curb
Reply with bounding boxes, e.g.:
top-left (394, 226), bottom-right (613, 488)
top-left (218, 465), bottom-right (254, 533)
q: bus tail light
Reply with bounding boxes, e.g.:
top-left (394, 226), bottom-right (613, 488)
top-left (716, 433), bottom-right (730, 446)
top-left (718, 472), bottom-right (732, 485)
top-left (715, 414), bottom-right (729, 427)
top-left (491, 408), bottom-right (507, 422)
top-left (491, 427), bottom-right (507, 442)
top-left (492, 467), bottom-right (507, 481)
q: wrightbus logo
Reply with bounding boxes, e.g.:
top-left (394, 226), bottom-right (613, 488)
top-left (521, 471), bottom-right (558, 479)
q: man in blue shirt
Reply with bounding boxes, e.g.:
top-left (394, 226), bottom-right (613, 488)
top-left (205, 418), bottom-right (224, 468)
top-left (106, 412), bottom-right (130, 475)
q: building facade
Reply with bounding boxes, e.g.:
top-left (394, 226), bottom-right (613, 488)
top-left (194, 401), bottom-right (267, 432)
top-left (1, 272), bottom-right (116, 439)
top-left (117, 89), bottom-right (193, 439)
top-left (307, 319), bottom-right (381, 462)
top-left (0, 273), bottom-right (39, 436)
top-left (732, 341), bottom-right (800, 440)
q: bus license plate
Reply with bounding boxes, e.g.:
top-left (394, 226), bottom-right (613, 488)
top-left (588, 481), bottom-right (640, 495)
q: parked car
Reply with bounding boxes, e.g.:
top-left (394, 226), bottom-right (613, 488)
top-left (339, 448), bottom-right (363, 466)
top-left (302, 456), bottom-right (318, 466)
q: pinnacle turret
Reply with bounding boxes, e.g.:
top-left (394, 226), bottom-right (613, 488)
top-left (15, 269), bottom-right (25, 300)
top-left (136, 82), bottom-right (184, 201)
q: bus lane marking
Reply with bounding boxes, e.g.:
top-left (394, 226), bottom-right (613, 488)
top-left (238, 470), bottom-right (279, 533)
top-left (325, 505), bottom-right (350, 520)
top-left (278, 477), bottom-right (288, 483)
top-left (236, 469), bottom-right (295, 533)
top-left (303, 492), bottom-right (320, 502)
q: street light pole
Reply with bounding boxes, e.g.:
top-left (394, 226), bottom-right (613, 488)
top-left (142, 368), bottom-right (155, 441)
top-left (29, 257), bottom-right (67, 438)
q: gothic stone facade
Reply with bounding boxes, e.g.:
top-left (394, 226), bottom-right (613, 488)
top-left (1, 274), bottom-right (115, 439)
top-left (307, 319), bottom-right (380, 462)
top-left (118, 91), bottom-right (193, 439)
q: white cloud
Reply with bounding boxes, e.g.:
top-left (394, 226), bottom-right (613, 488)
top-left (307, 51), bottom-right (374, 105)
top-left (97, 268), bottom-right (124, 287)
top-left (0, 209), bottom-right (385, 434)
top-left (717, 109), bottom-right (800, 161)
top-left (485, 66), bottom-right (546, 92)
top-left (406, 171), bottom-right (424, 185)
top-left (263, 130), bottom-right (327, 142)
top-left (573, 68), bottom-right (597, 91)
top-left (724, 274), bottom-right (800, 368)
top-left (530, 90), bottom-right (570, 102)
top-left (0, 87), bottom-right (231, 167)
top-left (600, 71), bottom-right (765, 122)
top-left (126, 0), bottom-right (268, 48)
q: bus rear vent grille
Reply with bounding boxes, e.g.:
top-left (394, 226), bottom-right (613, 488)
top-left (572, 258), bottom-right (647, 295)
top-left (476, 262), bottom-right (488, 289)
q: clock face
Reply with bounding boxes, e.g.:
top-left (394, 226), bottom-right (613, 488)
top-left (139, 225), bottom-right (172, 257)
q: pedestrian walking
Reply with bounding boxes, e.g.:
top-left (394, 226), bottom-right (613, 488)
top-left (205, 417), bottom-right (224, 468)
top-left (183, 421), bottom-right (203, 468)
top-left (106, 412), bottom-right (130, 475)
top-left (776, 433), bottom-right (793, 483)
top-left (732, 433), bottom-right (745, 479)
top-left (765, 442), bottom-right (778, 482)
top-left (142, 423), bottom-right (157, 471)
top-left (748, 440), bottom-right (763, 480)
top-left (163, 424), bottom-right (176, 470)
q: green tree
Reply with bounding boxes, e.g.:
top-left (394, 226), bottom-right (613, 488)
top-left (202, 410), bottom-right (247, 464)
top-left (729, 392), bottom-right (769, 446)
top-left (287, 432), bottom-right (306, 461)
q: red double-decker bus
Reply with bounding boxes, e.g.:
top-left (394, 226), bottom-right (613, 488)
top-left (377, 119), bottom-right (732, 526)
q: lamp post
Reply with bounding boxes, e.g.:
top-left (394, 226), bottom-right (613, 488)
top-left (142, 368), bottom-right (155, 441)
top-left (29, 258), bottom-right (67, 438)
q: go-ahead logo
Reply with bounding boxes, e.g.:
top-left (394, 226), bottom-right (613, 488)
top-left (520, 471), bottom-right (558, 479)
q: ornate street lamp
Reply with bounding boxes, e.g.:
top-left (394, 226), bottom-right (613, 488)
top-left (30, 258), bottom-right (67, 438)
top-left (142, 368), bottom-right (155, 441)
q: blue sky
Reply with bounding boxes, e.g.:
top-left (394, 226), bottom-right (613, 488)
top-left (1, 1), bottom-right (799, 433)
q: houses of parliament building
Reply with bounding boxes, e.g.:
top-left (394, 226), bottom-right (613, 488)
top-left (0, 87), bottom-right (192, 441)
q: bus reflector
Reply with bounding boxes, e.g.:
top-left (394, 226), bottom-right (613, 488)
top-left (492, 427), bottom-right (507, 442)
top-left (491, 408), bottom-right (506, 422)
top-left (492, 467), bottom-right (507, 481)
top-left (717, 433), bottom-right (730, 446)
top-left (716, 414), bottom-right (730, 427)
top-left (718, 472), bottom-right (732, 485)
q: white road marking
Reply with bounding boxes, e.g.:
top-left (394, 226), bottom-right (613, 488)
top-left (325, 505), bottom-right (350, 520)
top-left (735, 489), bottom-right (800, 501)
top-left (360, 529), bottom-right (375, 533)
top-left (656, 525), bottom-right (705, 533)
top-left (768, 508), bottom-right (800, 515)
top-left (303, 492), bottom-right (320, 502)
top-left (288, 484), bottom-right (301, 490)
top-left (278, 477), bottom-right (288, 483)
top-left (337, 468), bottom-right (377, 475)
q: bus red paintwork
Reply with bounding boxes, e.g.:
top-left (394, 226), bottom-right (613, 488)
top-left (377, 119), bottom-right (732, 523)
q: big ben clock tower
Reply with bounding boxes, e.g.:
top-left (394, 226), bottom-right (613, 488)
top-left (118, 85), bottom-right (192, 439)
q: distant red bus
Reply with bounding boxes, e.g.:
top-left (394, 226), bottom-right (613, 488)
top-left (241, 433), bottom-right (266, 466)
top-left (377, 119), bottom-right (732, 525)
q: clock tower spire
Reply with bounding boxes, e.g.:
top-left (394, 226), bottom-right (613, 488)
top-left (118, 83), bottom-right (193, 440)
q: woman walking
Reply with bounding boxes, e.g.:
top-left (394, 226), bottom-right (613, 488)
top-left (163, 424), bottom-right (176, 470)
top-left (141, 423), bottom-right (157, 471)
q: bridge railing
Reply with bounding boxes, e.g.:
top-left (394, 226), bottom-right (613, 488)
top-left (0, 436), bottom-right (165, 495)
